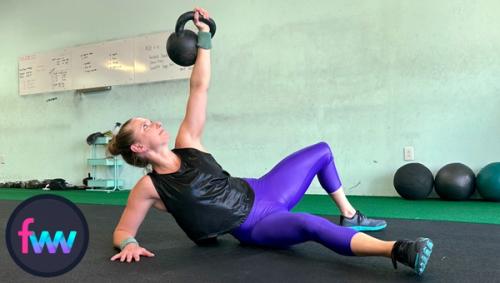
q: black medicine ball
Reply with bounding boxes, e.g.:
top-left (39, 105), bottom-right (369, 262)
top-left (435, 163), bottom-right (475, 200)
top-left (393, 163), bottom-right (434, 200)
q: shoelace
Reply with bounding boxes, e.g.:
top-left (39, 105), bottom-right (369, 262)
top-left (356, 211), bottom-right (366, 225)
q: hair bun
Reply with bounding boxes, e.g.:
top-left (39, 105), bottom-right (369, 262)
top-left (107, 137), bottom-right (119, 156)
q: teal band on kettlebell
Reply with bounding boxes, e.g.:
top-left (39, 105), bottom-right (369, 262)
top-left (197, 31), bottom-right (212, 50)
top-left (119, 237), bottom-right (138, 250)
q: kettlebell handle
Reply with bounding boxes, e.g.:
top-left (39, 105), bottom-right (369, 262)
top-left (175, 11), bottom-right (216, 37)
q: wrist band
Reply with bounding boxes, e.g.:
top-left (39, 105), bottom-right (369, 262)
top-left (197, 31), bottom-right (212, 50)
top-left (119, 237), bottom-right (138, 250)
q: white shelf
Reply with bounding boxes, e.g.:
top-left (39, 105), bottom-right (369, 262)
top-left (94, 136), bottom-right (110, 145)
top-left (87, 137), bottom-right (125, 192)
top-left (88, 158), bottom-right (124, 166)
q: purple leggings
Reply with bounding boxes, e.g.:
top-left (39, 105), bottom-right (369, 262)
top-left (231, 142), bottom-right (358, 256)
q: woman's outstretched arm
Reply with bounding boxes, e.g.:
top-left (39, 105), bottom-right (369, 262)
top-left (111, 177), bottom-right (156, 263)
top-left (175, 7), bottom-right (211, 151)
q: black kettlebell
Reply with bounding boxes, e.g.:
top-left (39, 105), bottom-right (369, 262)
top-left (166, 11), bottom-right (216, 67)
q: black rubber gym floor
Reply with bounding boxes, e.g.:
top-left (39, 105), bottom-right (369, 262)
top-left (1, 199), bottom-right (499, 282)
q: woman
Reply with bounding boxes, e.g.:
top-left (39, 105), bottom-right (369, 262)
top-left (108, 7), bottom-right (433, 275)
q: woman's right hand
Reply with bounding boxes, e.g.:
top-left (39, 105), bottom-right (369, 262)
top-left (193, 7), bottom-right (210, 32)
top-left (110, 243), bottom-right (155, 263)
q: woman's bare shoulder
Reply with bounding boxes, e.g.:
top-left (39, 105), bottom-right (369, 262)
top-left (134, 176), bottom-right (167, 211)
top-left (132, 175), bottom-right (159, 200)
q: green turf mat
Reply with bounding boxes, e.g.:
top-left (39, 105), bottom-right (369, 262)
top-left (0, 188), bottom-right (499, 225)
top-left (0, 188), bottom-right (129, 205)
top-left (292, 195), bottom-right (500, 225)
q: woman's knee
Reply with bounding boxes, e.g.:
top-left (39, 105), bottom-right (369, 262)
top-left (312, 141), bottom-right (334, 162)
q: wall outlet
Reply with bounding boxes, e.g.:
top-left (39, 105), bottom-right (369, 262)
top-left (404, 146), bottom-right (414, 161)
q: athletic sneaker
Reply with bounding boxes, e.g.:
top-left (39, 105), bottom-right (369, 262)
top-left (391, 237), bottom-right (434, 275)
top-left (339, 210), bottom-right (387, 231)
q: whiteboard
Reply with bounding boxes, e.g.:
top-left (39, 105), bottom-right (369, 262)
top-left (134, 32), bottom-right (192, 84)
top-left (18, 31), bottom-right (191, 95)
top-left (46, 49), bottom-right (72, 92)
top-left (19, 54), bottom-right (41, 95)
top-left (72, 43), bottom-right (108, 89)
top-left (19, 49), bottom-right (72, 95)
top-left (71, 39), bottom-right (135, 89)
top-left (104, 39), bottom-right (135, 85)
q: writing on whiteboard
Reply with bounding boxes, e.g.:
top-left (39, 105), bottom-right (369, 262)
top-left (108, 52), bottom-right (123, 70)
top-left (49, 68), bottom-right (68, 89)
top-left (18, 31), bottom-right (192, 95)
top-left (52, 56), bottom-right (69, 66)
top-left (80, 52), bottom-right (97, 73)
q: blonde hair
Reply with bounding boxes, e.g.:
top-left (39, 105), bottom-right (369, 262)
top-left (107, 118), bottom-right (149, 168)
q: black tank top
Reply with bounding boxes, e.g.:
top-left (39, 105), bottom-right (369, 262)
top-left (147, 148), bottom-right (254, 243)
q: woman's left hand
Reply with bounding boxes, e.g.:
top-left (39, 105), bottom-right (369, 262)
top-left (110, 243), bottom-right (155, 263)
top-left (194, 7), bottom-right (210, 32)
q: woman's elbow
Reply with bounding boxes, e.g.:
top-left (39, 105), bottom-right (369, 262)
top-left (190, 79), bottom-right (210, 91)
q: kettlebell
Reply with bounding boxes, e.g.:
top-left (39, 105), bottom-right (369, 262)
top-left (166, 11), bottom-right (216, 67)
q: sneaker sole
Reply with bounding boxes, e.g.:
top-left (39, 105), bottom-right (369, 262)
top-left (414, 238), bottom-right (433, 275)
top-left (347, 223), bottom-right (387, 232)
